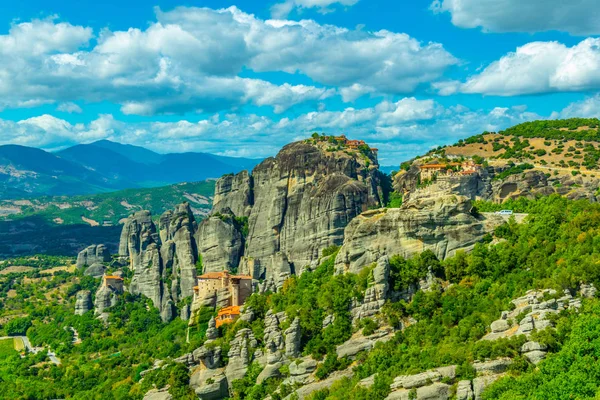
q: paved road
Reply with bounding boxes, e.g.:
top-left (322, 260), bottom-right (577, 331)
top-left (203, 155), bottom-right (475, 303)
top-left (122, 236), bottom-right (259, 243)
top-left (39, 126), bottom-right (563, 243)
top-left (0, 336), bottom-right (60, 365)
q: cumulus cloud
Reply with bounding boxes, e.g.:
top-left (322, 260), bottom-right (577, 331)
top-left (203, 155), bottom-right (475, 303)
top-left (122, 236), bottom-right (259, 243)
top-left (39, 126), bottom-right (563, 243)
top-left (271, 0), bottom-right (359, 18)
top-left (437, 38), bottom-right (600, 96)
top-left (430, 0), bottom-right (600, 36)
top-left (1, 97), bottom-right (548, 163)
top-left (0, 7), bottom-right (457, 115)
top-left (57, 102), bottom-right (83, 113)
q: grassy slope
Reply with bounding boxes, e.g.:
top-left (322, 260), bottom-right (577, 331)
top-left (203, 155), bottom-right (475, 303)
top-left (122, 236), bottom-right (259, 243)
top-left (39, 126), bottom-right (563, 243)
top-left (422, 118), bottom-right (600, 177)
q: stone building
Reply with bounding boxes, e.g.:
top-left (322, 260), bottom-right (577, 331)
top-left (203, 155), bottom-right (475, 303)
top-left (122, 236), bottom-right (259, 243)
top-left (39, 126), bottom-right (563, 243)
top-left (419, 160), bottom-right (479, 181)
top-left (215, 305), bottom-right (241, 328)
top-left (193, 271), bottom-right (253, 308)
top-left (102, 275), bottom-right (124, 293)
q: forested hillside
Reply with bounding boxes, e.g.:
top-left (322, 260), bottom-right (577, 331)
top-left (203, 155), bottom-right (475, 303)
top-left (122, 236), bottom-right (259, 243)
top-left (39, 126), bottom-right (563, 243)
top-left (2, 195), bottom-right (600, 399)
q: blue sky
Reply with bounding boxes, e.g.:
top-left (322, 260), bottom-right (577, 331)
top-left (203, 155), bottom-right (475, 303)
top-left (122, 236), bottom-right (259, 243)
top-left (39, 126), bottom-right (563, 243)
top-left (1, 0), bottom-right (600, 164)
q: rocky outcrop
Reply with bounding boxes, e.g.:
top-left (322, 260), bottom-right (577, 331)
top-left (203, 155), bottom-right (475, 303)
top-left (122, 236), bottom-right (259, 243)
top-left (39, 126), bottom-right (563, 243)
top-left (350, 256), bottom-right (389, 322)
top-left (76, 244), bottom-right (111, 269)
top-left (286, 358), bottom-right (318, 385)
top-left (159, 203), bottom-right (198, 299)
top-left (212, 171), bottom-right (253, 218)
top-left (74, 290), bottom-right (92, 315)
top-left (336, 328), bottom-right (394, 359)
top-left (143, 387), bottom-right (172, 400)
top-left (119, 204), bottom-right (200, 322)
top-left (256, 310), bottom-right (286, 383)
top-left (84, 263), bottom-right (106, 277)
top-left (226, 328), bottom-right (258, 383)
top-left (482, 288), bottom-right (583, 341)
top-left (94, 284), bottom-right (118, 315)
top-left (521, 341), bottom-right (547, 365)
top-left (284, 317), bottom-right (301, 358)
top-left (335, 192), bottom-right (504, 274)
top-left (204, 317), bottom-right (218, 341)
top-left (457, 380), bottom-right (474, 400)
top-left (196, 209), bottom-right (243, 273)
top-left (209, 139), bottom-right (384, 284)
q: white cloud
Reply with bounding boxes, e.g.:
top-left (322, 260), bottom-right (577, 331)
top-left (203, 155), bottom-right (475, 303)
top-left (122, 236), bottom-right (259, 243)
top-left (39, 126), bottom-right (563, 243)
top-left (0, 7), bottom-right (457, 115)
top-left (430, 0), bottom-right (600, 36)
top-left (552, 95), bottom-right (600, 119)
top-left (57, 102), bottom-right (83, 113)
top-left (271, 0), bottom-right (359, 18)
top-left (339, 84), bottom-right (375, 102)
top-left (438, 38), bottom-right (600, 96)
top-left (0, 97), bottom-right (549, 163)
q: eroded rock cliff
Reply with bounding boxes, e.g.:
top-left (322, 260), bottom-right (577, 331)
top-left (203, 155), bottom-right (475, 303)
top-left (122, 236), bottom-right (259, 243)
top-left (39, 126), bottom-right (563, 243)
top-left (335, 191), bottom-right (504, 275)
top-left (205, 139), bottom-right (385, 283)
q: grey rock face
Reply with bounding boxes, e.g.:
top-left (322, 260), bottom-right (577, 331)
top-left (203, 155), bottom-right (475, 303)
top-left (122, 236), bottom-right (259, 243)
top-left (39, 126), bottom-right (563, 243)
top-left (94, 285), bottom-right (118, 315)
top-left (490, 319), bottom-right (510, 333)
top-left (521, 341), bottom-right (548, 365)
top-left (120, 204), bottom-right (199, 323)
top-left (206, 317), bottom-right (218, 341)
top-left (196, 209), bottom-right (244, 273)
top-left (211, 140), bottom-right (383, 282)
top-left (159, 203), bottom-right (198, 299)
top-left (336, 329), bottom-right (393, 360)
top-left (351, 256), bottom-right (390, 322)
top-left (213, 170), bottom-right (253, 218)
top-left (74, 290), bottom-right (92, 315)
top-left (195, 373), bottom-right (228, 400)
top-left (76, 244), bottom-right (111, 269)
top-left (84, 263), bottom-right (106, 277)
top-left (335, 192), bottom-right (504, 274)
top-left (288, 358), bottom-right (317, 383)
top-left (284, 317), bottom-right (301, 358)
top-left (472, 358), bottom-right (512, 375)
top-left (390, 366), bottom-right (456, 391)
top-left (226, 328), bottom-right (258, 383)
top-left (456, 380), bottom-right (474, 400)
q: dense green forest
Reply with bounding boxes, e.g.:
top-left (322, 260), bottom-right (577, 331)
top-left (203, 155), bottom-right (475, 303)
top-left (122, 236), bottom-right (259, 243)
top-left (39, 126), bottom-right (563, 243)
top-left (2, 195), bottom-right (600, 399)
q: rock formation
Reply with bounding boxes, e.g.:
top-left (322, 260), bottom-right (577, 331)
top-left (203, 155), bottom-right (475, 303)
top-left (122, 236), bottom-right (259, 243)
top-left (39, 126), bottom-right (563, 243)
top-left (74, 290), bottom-right (92, 315)
top-left (206, 139), bottom-right (385, 286)
top-left (335, 192), bottom-right (504, 274)
top-left (94, 284), bottom-right (118, 315)
top-left (84, 263), bottom-right (107, 277)
top-left (196, 208), bottom-right (244, 273)
top-left (118, 204), bottom-right (199, 322)
top-left (212, 170), bottom-right (253, 218)
top-left (284, 317), bottom-right (301, 358)
top-left (76, 244), bottom-right (111, 269)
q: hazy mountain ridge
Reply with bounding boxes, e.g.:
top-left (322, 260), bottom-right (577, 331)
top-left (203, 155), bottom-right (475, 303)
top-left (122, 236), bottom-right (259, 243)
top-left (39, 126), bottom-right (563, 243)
top-left (0, 141), bottom-right (260, 200)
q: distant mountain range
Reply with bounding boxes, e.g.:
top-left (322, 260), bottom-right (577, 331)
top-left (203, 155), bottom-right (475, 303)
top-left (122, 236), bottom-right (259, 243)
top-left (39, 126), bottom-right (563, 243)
top-left (0, 140), bottom-right (261, 199)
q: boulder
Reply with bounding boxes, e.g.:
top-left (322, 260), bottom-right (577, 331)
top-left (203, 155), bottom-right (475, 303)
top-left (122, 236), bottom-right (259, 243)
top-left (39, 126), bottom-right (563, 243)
top-left (84, 263), bottom-right (106, 277)
top-left (195, 373), bottom-right (228, 400)
top-left (490, 319), bottom-right (510, 333)
top-left (472, 359), bottom-right (512, 375)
